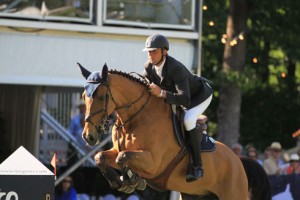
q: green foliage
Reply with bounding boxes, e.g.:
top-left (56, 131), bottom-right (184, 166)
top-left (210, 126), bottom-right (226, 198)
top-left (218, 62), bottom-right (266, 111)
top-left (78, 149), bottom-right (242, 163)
top-left (240, 86), bottom-right (300, 151)
top-left (217, 67), bottom-right (259, 92)
top-left (201, 0), bottom-right (300, 150)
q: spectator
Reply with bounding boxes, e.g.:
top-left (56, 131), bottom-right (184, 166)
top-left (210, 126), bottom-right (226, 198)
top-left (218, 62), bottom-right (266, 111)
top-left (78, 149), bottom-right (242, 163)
top-left (245, 144), bottom-right (256, 153)
top-left (231, 143), bottom-right (243, 156)
top-left (246, 147), bottom-right (263, 165)
top-left (263, 146), bottom-right (272, 160)
top-left (263, 142), bottom-right (284, 175)
top-left (55, 176), bottom-right (77, 200)
top-left (284, 154), bottom-right (300, 174)
top-left (69, 101), bottom-right (86, 148)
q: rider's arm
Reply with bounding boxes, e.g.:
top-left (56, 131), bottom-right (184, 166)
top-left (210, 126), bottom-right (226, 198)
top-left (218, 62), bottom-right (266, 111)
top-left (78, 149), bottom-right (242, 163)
top-left (163, 66), bottom-right (191, 108)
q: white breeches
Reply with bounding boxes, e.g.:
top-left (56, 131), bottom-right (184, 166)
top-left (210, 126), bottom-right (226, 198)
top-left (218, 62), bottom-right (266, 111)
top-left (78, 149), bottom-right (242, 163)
top-left (184, 95), bottom-right (212, 131)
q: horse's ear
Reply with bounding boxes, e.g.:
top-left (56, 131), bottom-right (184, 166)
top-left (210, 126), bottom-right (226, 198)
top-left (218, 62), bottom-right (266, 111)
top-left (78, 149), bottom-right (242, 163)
top-left (101, 63), bottom-right (108, 82)
top-left (77, 62), bottom-right (91, 80)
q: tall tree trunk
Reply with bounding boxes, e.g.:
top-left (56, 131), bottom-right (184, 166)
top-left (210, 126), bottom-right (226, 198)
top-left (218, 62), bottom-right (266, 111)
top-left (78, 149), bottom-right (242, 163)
top-left (217, 0), bottom-right (248, 147)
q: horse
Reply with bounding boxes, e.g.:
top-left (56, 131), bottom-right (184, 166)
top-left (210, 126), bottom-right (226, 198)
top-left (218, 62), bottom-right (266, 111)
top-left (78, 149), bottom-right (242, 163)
top-left (78, 63), bottom-right (271, 200)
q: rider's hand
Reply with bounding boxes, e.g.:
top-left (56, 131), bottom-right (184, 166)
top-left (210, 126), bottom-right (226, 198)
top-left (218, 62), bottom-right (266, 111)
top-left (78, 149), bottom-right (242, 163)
top-left (149, 83), bottom-right (161, 97)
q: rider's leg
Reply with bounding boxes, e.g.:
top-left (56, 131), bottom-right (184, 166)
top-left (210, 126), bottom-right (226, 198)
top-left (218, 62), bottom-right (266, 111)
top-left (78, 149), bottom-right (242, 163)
top-left (186, 127), bottom-right (203, 182)
top-left (184, 95), bottom-right (212, 182)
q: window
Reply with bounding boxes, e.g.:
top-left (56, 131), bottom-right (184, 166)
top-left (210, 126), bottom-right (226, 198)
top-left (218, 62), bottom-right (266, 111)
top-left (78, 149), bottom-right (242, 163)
top-left (0, 0), bottom-right (93, 23)
top-left (103, 0), bottom-right (195, 30)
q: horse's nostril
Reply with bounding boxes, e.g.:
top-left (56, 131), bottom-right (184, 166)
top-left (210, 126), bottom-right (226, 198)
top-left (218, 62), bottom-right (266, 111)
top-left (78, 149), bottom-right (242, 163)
top-left (88, 135), bottom-right (94, 142)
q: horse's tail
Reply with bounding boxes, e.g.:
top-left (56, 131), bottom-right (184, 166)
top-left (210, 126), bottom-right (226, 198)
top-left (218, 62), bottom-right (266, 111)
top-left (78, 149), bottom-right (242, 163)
top-left (240, 156), bottom-right (272, 200)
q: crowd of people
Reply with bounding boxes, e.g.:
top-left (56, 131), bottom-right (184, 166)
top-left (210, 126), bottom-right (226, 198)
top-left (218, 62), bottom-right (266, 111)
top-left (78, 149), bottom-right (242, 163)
top-left (231, 141), bottom-right (300, 176)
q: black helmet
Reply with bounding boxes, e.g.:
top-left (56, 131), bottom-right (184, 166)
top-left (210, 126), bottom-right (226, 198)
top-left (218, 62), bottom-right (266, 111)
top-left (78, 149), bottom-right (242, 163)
top-left (142, 34), bottom-right (169, 52)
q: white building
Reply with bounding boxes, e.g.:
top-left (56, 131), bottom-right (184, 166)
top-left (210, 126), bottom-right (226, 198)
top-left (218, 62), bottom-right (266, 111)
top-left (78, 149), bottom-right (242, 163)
top-left (0, 0), bottom-right (201, 164)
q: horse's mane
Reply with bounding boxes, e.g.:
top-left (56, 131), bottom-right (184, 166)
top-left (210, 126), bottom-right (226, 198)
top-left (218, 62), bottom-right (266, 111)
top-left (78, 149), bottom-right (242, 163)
top-left (109, 69), bottom-right (149, 88)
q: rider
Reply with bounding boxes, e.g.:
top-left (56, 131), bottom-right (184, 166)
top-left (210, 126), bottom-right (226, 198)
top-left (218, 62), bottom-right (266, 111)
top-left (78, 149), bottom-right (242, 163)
top-left (142, 34), bottom-right (213, 182)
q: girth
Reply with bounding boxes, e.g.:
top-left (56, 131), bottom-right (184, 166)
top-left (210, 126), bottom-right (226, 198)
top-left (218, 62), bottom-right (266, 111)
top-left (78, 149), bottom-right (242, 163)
top-left (146, 147), bottom-right (188, 191)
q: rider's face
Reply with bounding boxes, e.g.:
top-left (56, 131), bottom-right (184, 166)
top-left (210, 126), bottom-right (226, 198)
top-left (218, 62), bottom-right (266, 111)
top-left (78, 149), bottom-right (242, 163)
top-left (148, 48), bottom-right (164, 65)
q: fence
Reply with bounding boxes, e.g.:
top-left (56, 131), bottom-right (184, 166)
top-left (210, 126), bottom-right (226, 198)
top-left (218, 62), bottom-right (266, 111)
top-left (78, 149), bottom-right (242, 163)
top-left (270, 174), bottom-right (300, 200)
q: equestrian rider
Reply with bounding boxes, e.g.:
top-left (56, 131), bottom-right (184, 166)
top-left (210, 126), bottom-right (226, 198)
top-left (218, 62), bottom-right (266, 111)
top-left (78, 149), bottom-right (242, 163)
top-left (142, 34), bottom-right (213, 182)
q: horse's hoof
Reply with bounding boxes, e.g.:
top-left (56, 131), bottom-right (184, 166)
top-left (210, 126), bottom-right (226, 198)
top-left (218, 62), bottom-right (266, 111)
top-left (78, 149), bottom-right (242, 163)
top-left (136, 179), bottom-right (147, 191)
top-left (118, 185), bottom-right (135, 194)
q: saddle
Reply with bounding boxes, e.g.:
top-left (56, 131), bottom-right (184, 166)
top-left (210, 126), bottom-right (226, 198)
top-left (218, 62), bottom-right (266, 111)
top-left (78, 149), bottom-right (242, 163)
top-left (146, 106), bottom-right (216, 191)
top-left (172, 107), bottom-right (216, 152)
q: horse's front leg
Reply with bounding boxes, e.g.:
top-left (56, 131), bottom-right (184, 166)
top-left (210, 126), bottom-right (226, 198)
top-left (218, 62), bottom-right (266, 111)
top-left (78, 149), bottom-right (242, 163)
top-left (116, 150), bottom-right (155, 175)
top-left (116, 150), bottom-right (156, 191)
top-left (94, 148), bottom-right (124, 190)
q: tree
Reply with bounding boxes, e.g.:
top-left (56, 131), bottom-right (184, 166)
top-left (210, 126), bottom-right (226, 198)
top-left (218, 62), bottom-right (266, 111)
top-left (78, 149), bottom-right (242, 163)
top-left (216, 0), bottom-right (248, 147)
top-left (201, 0), bottom-right (300, 150)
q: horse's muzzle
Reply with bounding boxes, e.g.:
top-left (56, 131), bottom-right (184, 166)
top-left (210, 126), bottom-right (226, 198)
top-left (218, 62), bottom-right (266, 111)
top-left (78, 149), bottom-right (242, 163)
top-left (83, 132), bottom-right (98, 146)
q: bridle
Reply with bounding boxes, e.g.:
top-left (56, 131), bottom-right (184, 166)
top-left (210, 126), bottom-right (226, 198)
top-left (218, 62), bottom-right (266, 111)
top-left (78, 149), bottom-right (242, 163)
top-left (84, 79), bottom-right (151, 135)
top-left (84, 84), bottom-right (111, 134)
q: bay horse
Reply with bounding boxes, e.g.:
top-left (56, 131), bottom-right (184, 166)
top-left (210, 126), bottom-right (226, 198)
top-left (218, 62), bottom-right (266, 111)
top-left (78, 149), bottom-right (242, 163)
top-left (78, 63), bottom-right (271, 200)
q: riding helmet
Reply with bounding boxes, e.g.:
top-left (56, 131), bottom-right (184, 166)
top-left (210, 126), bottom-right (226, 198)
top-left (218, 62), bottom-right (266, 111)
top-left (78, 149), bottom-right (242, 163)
top-left (142, 34), bottom-right (169, 52)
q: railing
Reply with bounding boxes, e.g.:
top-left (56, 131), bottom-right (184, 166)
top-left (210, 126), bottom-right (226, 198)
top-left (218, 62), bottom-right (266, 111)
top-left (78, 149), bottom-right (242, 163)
top-left (41, 91), bottom-right (82, 129)
top-left (55, 136), bottom-right (111, 186)
top-left (40, 108), bottom-right (112, 185)
top-left (40, 109), bottom-right (96, 165)
top-left (38, 89), bottom-right (92, 167)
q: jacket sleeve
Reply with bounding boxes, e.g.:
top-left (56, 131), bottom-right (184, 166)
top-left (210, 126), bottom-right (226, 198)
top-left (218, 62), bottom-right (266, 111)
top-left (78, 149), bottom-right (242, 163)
top-left (164, 66), bottom-right (191, 108)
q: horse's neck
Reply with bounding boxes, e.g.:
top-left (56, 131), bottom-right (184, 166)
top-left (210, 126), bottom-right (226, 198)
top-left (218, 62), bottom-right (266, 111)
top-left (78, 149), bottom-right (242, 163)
top-left (110, 74), bottom-right (170, 127)
top-left (117, 95), bottom-right (171, 132)
top-left (111, 75), bottom-right (148, 118)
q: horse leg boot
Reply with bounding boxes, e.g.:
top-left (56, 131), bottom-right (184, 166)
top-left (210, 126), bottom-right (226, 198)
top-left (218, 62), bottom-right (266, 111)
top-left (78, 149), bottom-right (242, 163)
top-left (186, 127), bottom-right (203, 182)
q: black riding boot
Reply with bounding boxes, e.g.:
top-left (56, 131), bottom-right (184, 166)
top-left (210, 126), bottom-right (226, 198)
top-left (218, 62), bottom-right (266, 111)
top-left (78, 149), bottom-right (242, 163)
top-left (186, 127), bottom-right (204, 182)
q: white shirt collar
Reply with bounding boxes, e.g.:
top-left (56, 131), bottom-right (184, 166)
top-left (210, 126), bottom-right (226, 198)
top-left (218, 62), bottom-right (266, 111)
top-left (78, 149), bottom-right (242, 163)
top-left (154, 57), bottom-right (166, 77)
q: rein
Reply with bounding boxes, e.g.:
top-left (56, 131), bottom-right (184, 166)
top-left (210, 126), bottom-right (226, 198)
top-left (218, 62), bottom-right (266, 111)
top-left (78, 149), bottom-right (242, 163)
top-left (114, 91), bottom-right (151, 129)
top-left (114, 92), bottom-right (151, 152)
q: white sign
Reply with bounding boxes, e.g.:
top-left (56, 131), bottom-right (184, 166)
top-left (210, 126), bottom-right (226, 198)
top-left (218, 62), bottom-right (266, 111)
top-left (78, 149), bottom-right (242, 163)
top-left (0, 146), bottom-right (53, 175)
